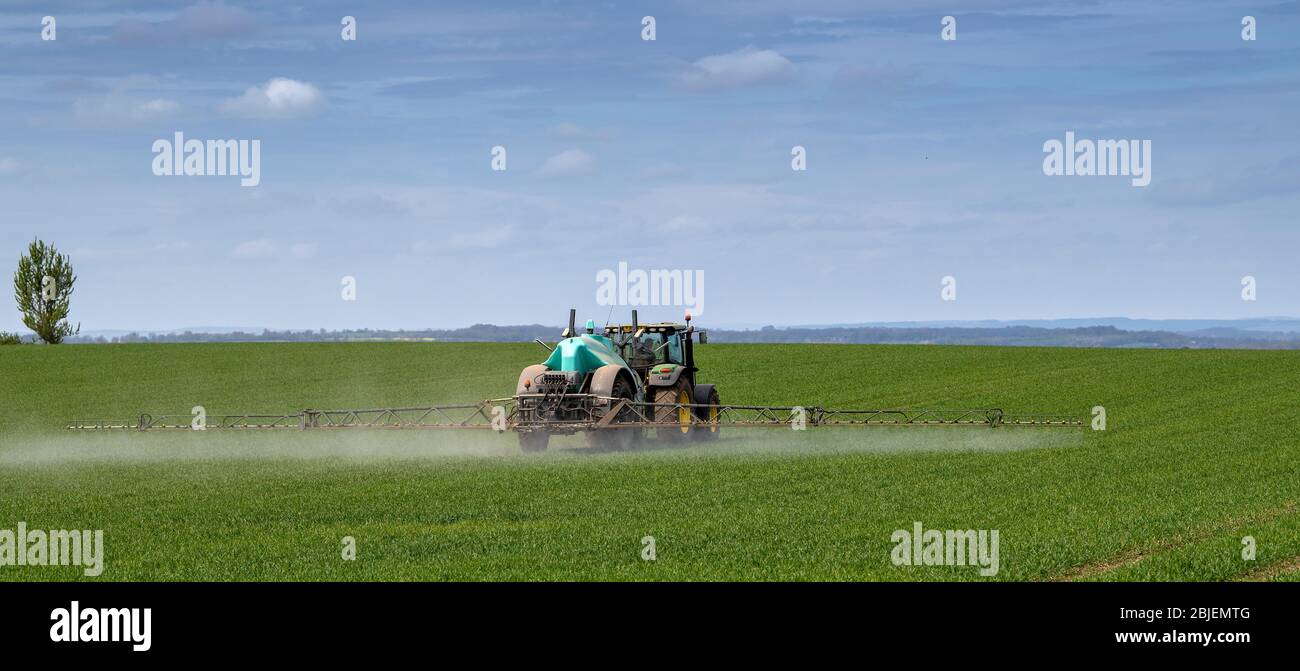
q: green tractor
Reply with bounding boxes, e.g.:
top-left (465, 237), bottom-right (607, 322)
top-left (514, 309), bottom-right (720, 452)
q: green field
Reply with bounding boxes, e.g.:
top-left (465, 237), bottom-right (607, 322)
top-left (2, 342), bottom-right (1298, 581)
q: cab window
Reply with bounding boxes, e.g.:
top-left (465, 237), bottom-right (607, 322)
top-left (630, 332), bottom-right (664, 363)
top-left (666, 333), bottom-right (684, 364)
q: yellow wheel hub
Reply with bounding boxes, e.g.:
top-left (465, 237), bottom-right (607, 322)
top-left (677, 390), bottom-right (691, 433)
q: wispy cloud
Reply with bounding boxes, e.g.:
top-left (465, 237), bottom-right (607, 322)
top-left (72, 94), bottom-right (181, 125)
top-left (229, 239), bottom-right (320, 260)
top-left (679, 47), bottom-right (796, 92)
top-left (112, 1), bottom-right (258, 43)
top-left (231, 239), bottom-right (276, 260)
top-left (546, 123), bottom-right (611, 142)
top-left (0, 156), bottom-right (23, 175)
top-left (289, 243), bottom-right (319, 259)
top-left (536, 149), bottom-right (595, 177)
top-left (640, 162), bottom-right (689, 180)
top-left (445, 227), bottom-right (515, 250)
top-left (1152, 158), bottom-right (1300, 207)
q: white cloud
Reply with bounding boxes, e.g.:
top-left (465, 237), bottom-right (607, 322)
top-left (72, 95), bottom-right (181, 125)
top-left (232, 239), bottom-right (319, 260)
top-left (546, 123), bottom-right (610, 142)
top-left (113, 1), bottom-right (258, 43)
top-left (220, 78), bottom-right (324, 119)
top-left (68, 242), bottom-right (192, 260)
top-left (231, 239), bottom-right (276, 259)
top-left (137, 99), bottom-right (182, 115)
top-left (640, 161), bottom-right (688, 180)
top-left (659, 215), bottom-right (711, 232)
top-left (679, 47), bottom-right (796, 92)
top-left (289, 242), bottom-right (319, 259)
top-left (620, 183), bottom-right (861, 237)
top-left (536, 149), bottom-right (595, 178)
top-left (446, 227), bottom-right (514, 250)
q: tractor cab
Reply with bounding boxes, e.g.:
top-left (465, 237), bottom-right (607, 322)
top-left (602, 311), bottom-right (707, 389)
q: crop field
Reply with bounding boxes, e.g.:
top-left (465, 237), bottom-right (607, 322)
top-left (2, 342), bottom-right (1299, 581)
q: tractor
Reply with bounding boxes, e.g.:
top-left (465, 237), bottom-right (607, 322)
top-left (513, 309), bottom-right (720, 452)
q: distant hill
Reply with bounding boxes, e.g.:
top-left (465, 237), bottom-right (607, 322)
top-left (62, 321), bottom-right (1300, 349)
top-left (704, 325), bottom-right (1300, 349)
top-left (789, 317), bottom-right (1300, 333)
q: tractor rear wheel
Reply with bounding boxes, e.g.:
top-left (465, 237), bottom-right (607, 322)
top-left (587, 375), bottom-right (640, 451)
top-left (518, 431), bottom-right (549, 453)
top-left (655, 382), bottom-right (694, 442)
top-left (691, 384), bottom-right (721, 441)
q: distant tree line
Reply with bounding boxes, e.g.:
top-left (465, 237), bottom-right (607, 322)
top-left (66, 324), bottom-right (1300, 350)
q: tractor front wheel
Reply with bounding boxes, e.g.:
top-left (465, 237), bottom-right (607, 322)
top-left (655, 382), bottom-right (694, 442)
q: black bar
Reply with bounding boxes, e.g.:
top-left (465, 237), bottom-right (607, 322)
top-left (1, 582), bottom-right (1290, 660)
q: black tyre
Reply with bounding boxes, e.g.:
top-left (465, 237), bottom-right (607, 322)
top-left (587, 375), bottom-right (641, 450)
top-left (691, 384), bottom-right (721, 441)
top-left (654, 382), bottom-right (694, 442)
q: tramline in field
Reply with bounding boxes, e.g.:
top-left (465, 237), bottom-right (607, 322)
top-left (67, 309), bottom-right (1083, 451)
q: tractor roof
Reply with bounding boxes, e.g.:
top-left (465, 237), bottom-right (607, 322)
top-left (604, 322), bottom-right (689, 333)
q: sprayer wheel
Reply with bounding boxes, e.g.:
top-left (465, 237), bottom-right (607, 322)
top-left (587, 376), bottom-right (640, 450)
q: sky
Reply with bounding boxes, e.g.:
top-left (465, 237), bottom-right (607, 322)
top-left (1, 0), bottom-right (1298, 331)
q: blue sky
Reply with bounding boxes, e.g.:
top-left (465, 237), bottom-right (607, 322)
top-left (2, 0), bottom-right (1298, 331)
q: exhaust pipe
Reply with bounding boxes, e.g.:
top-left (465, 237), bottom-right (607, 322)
top-left (567, 309), bottom-right (576, 338)
top-left (631, 309), bottom-right (638, 332)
